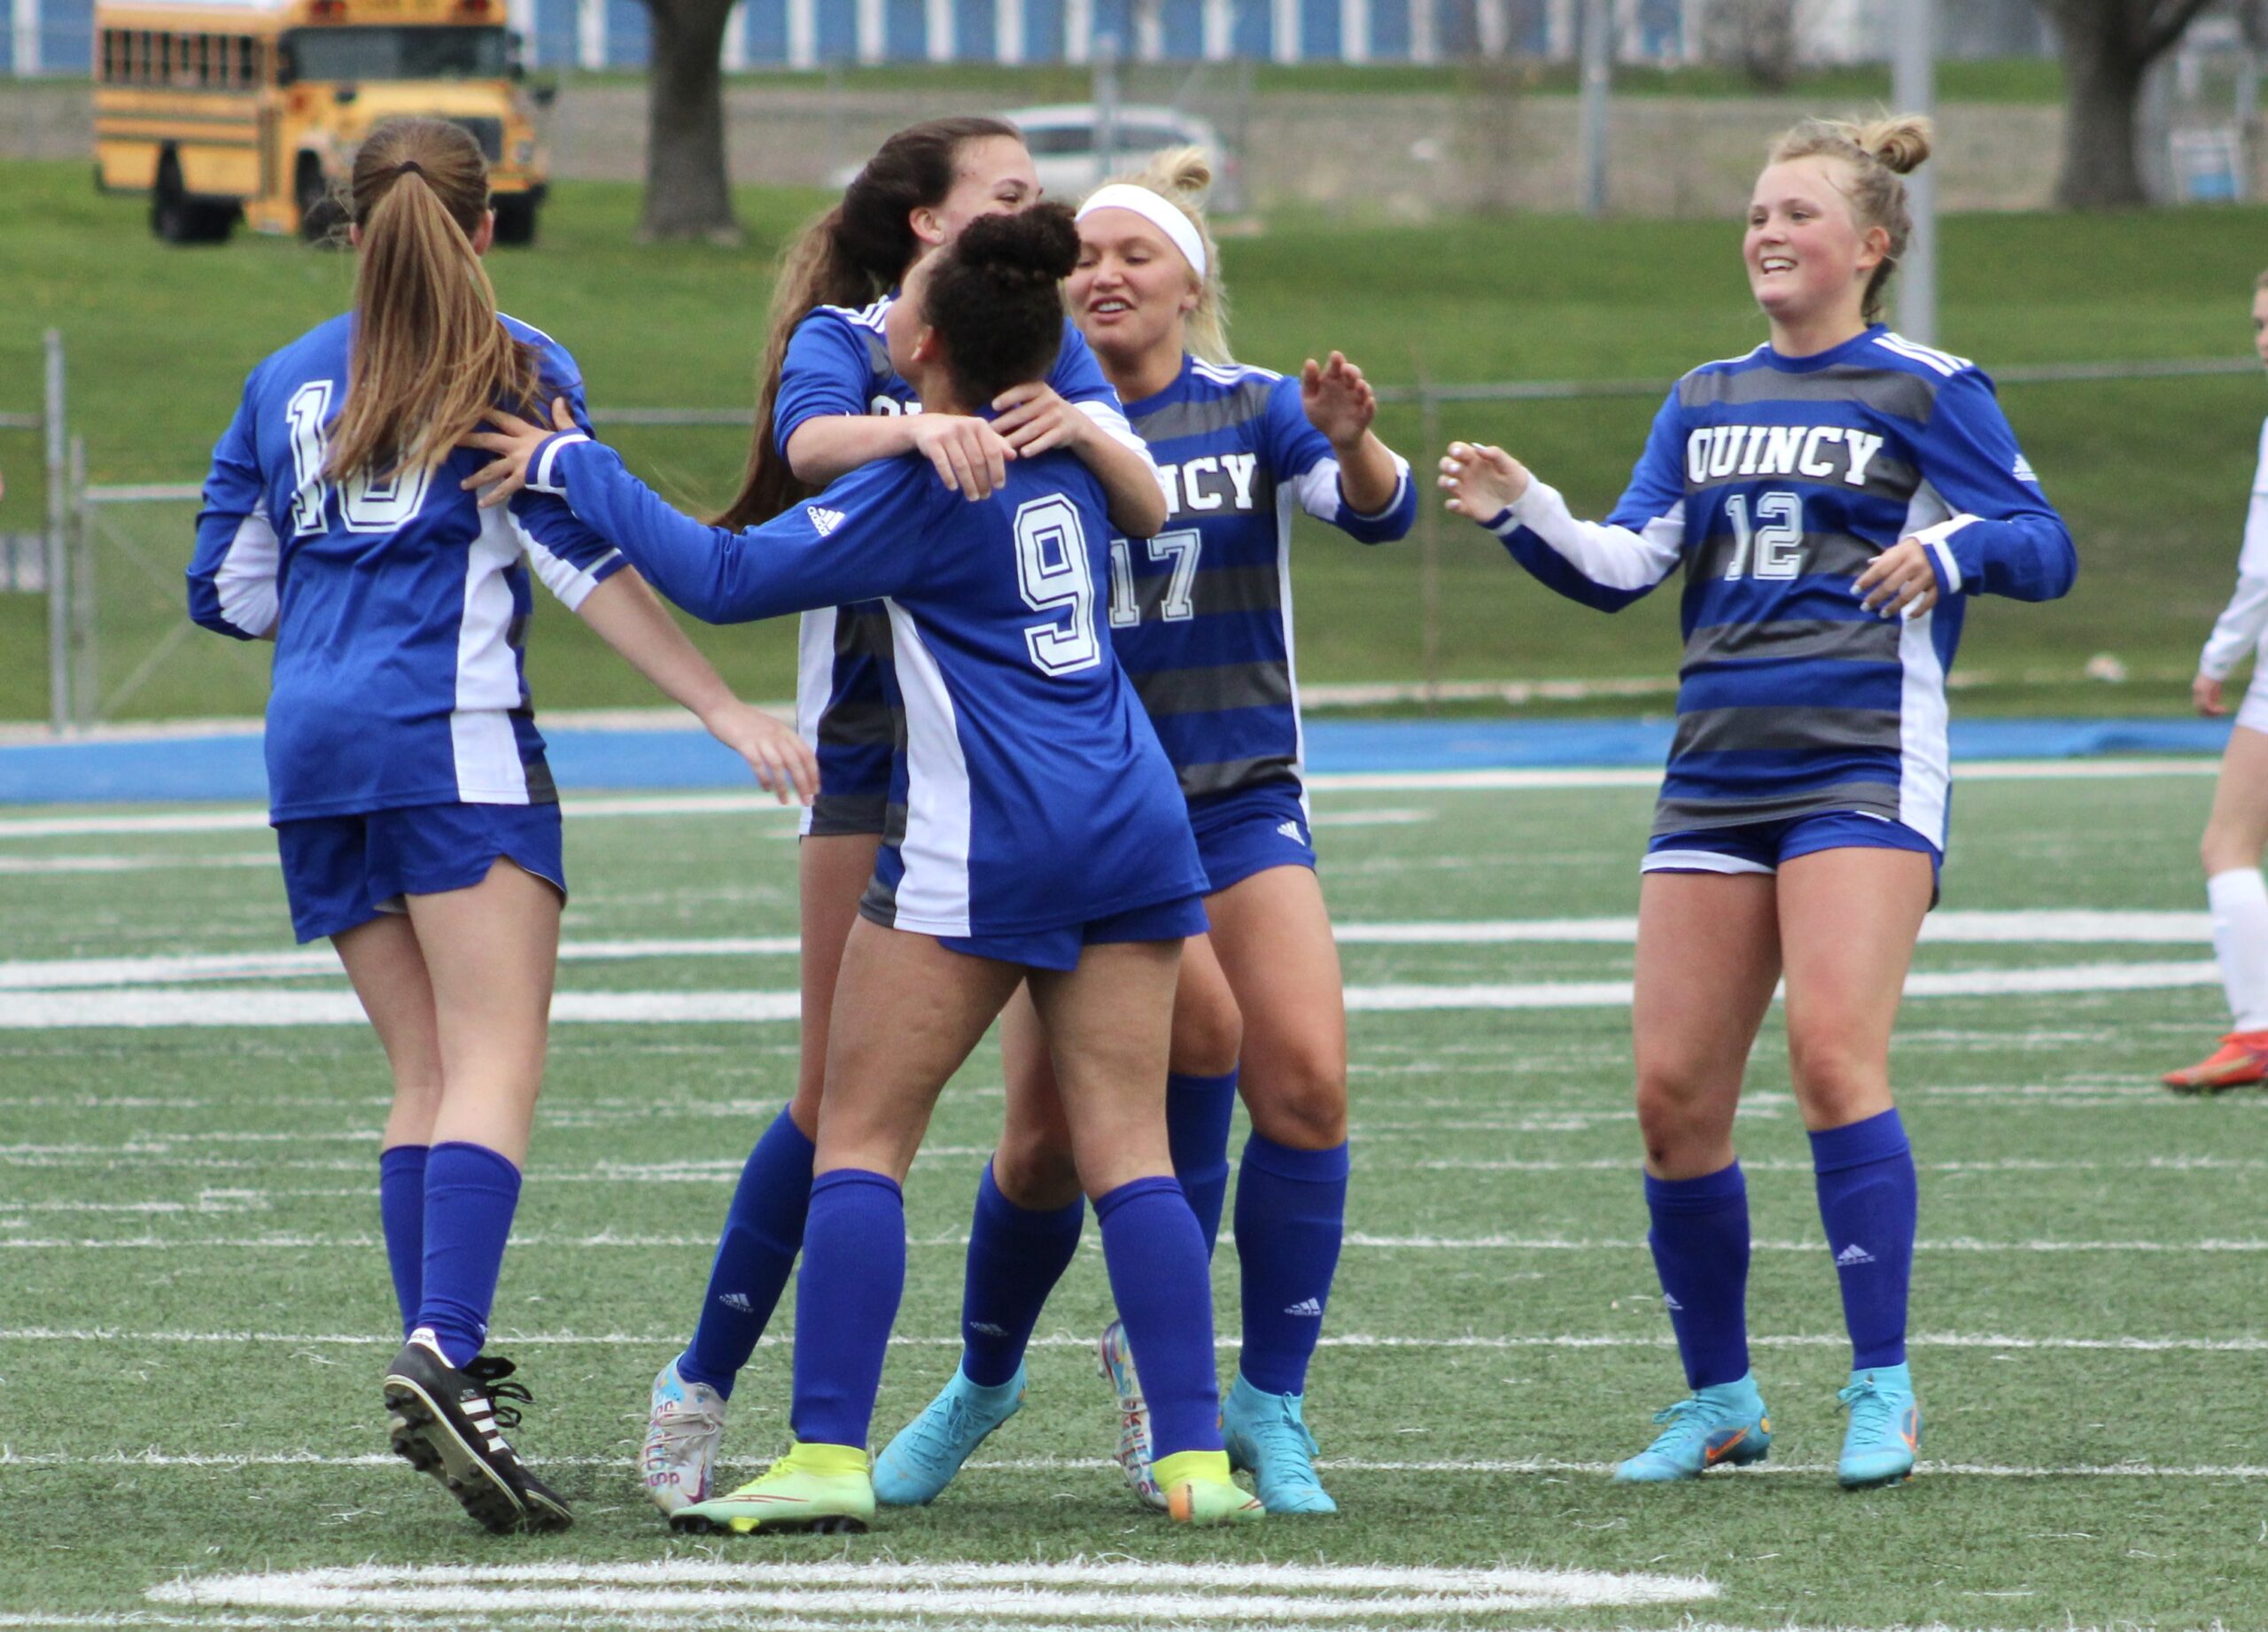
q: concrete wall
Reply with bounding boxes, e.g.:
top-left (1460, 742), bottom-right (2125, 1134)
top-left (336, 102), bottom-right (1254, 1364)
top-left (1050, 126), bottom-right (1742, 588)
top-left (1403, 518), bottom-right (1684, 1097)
top-left (2, 76), bottom-right (2070, 216)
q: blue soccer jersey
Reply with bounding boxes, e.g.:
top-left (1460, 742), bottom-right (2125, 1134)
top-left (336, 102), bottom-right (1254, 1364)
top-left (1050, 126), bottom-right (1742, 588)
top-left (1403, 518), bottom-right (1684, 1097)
top-left (1487, 326), bottom-right (2076, 850)
top-left (525, 430), bottom-right (1205, 936)
top-left (187, 314), bottom-right (625, 823)
top-left (1107, 357), bottom-right (1416, 800)
top-left (771, 296), bottom-right (1154, 836)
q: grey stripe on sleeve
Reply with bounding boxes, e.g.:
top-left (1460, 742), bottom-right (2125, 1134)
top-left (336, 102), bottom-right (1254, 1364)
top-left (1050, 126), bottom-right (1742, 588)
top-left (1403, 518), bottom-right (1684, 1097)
top-left (808, 792), bottom-right (890, 836)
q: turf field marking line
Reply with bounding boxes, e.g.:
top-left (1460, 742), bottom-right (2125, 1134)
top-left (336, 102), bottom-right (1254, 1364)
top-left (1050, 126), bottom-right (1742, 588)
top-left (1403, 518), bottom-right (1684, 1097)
top-left (0, 756), bottom-right (2218, 843)
top-left (19, 1232), bottom-right (2268, 1251)
top-left (4, 1447), bottom-right (2256, 1480)
top-left (7, 1327), bottom-right (2268, 1353)
top-left (147, 1557), bottom-right (1720, 1618)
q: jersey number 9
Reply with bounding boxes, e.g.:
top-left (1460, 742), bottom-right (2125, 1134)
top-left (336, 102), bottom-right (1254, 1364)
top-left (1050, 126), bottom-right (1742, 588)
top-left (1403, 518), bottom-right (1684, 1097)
top-left (1014, 496), bottom-right (1105, 677)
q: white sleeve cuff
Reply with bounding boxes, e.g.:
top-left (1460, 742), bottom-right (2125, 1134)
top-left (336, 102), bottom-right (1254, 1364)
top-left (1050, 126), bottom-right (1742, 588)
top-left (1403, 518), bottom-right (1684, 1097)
top-left (529, 431), bottom-right (591, 496)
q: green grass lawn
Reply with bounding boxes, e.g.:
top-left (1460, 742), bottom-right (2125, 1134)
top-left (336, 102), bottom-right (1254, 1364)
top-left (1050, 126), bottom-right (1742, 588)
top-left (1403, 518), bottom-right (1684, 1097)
top-left (4, 157), bottom-right (2264, 723)
top-left (2, 766), bottom-right (2263, 1628)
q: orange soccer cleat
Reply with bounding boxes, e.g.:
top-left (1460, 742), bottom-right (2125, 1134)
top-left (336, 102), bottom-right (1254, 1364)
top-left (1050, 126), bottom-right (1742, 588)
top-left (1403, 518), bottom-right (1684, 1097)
top-left (2162, 1029), bottom-right (2268, 1093)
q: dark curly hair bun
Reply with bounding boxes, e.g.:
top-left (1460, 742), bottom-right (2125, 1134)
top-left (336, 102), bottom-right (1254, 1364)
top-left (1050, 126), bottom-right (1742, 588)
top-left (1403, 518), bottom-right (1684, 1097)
top-left (922, 202), bottom-right (1077, 409)
top-left (954, 202), bottom-right (1080, 285)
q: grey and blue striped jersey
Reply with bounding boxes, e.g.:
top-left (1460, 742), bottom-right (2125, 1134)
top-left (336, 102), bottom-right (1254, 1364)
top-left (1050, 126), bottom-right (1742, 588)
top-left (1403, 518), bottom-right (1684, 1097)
top-left (1489, 325), bottom-right (2076, 850)
top-left (1108, 355), bottom-right (1417, 803)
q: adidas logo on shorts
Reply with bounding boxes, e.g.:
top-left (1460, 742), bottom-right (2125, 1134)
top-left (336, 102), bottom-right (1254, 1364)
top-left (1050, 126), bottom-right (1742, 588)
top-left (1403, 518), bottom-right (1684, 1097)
top-left (806, 504), bottom-right (846, 536)
top-left (1278, 820), bottom-right (1306, 844)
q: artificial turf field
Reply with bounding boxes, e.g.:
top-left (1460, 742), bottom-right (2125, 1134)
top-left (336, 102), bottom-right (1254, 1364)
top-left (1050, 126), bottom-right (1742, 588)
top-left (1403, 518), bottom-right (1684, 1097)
top-left (2, 758), bottom-right (2264, 1628)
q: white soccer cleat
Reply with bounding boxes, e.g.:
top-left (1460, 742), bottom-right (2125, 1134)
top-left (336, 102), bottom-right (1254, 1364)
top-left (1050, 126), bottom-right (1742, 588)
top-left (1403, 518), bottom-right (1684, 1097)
top-left (1099, 1318), bottom-right (1167, 1511)
top-left (642, 1355), bottom-right (728, 1516)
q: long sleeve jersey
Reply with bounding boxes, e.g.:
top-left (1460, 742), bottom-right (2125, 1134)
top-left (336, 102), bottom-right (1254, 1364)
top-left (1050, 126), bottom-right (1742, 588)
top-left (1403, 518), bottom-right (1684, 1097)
top-left (187, 314), bottom-right (625, 821)
top-left (1489, 325), bottom-right (2076, 850)
top-left (2200, 416), bottom-right (2268, 682)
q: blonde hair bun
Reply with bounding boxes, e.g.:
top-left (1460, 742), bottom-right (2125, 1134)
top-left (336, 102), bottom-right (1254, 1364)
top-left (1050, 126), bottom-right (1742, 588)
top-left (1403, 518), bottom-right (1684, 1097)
top-left (1136, 144), bottom-right (1214, 200)
top-left (1856, 114), bottom-right (1933, 176)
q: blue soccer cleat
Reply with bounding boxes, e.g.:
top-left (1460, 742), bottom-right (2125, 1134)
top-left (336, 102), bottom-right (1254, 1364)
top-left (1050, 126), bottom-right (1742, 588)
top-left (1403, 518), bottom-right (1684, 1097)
top-left (1836, 1363), bottom-right (1921, 1488)
top-left (871, 1363), bottom-right (1025, 1506)
top-left (1221, 1374), bottom-right (1338, 1514)
top-left (1613, 1373), bottom-right (1774, 1483)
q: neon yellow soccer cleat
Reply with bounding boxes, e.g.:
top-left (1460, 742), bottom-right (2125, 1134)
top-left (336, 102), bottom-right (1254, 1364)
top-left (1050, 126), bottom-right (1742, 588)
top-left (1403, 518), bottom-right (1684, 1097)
top-left (1156, 1449), bottom-right (1265, 1527)
top-left (669, 1441), bottom-right (874, 1535)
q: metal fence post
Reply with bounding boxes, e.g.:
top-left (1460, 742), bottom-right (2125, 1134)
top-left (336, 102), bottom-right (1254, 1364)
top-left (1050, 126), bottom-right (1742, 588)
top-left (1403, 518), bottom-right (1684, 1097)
top-left (1415, 365), bottom-right (1442, 716)
top-left (43, 328), bottom-right (68, 734)
top-left (70, 435), bottom-right (97, 727)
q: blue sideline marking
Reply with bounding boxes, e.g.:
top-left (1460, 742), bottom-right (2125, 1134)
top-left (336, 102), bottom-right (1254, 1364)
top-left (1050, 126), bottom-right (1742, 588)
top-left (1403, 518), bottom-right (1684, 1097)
top-left (0, 717), bottom-right (2236, 807)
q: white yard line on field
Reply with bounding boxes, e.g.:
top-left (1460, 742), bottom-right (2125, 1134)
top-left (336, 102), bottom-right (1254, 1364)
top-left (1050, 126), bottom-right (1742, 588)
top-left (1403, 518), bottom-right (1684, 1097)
top-left (0, 960), bottom-right (2227, 1026)
top-left (0, 756), bottom-right (2220, 844)
top-left (0, 1446), bottom-right (2255, 1481)
top-left (0, 912), bottom-right (2218, 993)
top-left (1, 1327), bottom-right (2262, 1354)
top-left (6, 1232), bottom-right (2268, 1253)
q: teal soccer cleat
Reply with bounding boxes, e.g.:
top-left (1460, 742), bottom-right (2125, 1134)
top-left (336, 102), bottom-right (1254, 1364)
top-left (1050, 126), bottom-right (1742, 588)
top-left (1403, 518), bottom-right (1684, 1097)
top-left (1836, 1363), bottom-right (1921, 1488)
top-left (1221, 1374), bottom-right (1338, 1514)
top-left (870, 1363), bottom-right (1025, 1506)
top-left (1613, 1374), bottom-right (1773, 1483)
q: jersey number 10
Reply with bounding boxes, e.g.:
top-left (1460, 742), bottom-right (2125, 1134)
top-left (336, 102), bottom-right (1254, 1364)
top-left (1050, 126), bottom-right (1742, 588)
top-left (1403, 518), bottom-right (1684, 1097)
top-left (284, 381), bottom-right (438, 537)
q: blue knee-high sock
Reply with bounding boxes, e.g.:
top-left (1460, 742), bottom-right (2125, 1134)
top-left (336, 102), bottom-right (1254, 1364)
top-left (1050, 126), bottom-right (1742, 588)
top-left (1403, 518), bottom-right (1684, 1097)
top-left (1811, 1108), bottom-right (1918, 1372)
top-left (790, 1170), bottom-right (905, 1449)
top-left (959, 1162), bottom-right (1084, 1387)
top-left (1644, 1162), bottom-right (1752, 1390)
top-left (1167, 1069), bottom-right (1239, 1256)
top-left (415, 1141), bottom-right (522, 1369)
top-left (680, 1104), bottom-right (817, 1400)
top-left (378, 1144), bottom-right (429, 1338)
top-left (1096, 1176), bottom-right (1223, 1459)
top-left (1231, 1132), bottom-right (1348, 1398)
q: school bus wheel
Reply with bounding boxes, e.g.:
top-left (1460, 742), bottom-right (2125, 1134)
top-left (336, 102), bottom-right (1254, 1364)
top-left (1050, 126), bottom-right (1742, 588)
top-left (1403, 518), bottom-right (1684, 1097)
top-left (492, 192), bottom-right (537, 247)
top-left (151, 149), bottom-right (236, 245)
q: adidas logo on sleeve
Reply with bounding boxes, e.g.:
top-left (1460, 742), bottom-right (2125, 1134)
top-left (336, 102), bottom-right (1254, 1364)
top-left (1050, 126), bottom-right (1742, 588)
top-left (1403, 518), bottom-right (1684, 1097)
top-left (806, 504), bottom-right (845, 537)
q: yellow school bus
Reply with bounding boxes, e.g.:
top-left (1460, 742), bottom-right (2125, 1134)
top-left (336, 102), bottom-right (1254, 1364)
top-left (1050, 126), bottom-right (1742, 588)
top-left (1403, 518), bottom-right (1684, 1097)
top-left (93, 0), bottom-right (549, 244)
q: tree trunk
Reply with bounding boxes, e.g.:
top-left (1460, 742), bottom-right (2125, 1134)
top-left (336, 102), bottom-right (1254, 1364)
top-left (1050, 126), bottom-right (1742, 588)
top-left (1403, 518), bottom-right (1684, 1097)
top-left (2052, 17), bottom-right (2151, 206)
top-left (2038, 0), bottom-right (2222, 209)
top-left (640, 0), bottom-right (740, 243)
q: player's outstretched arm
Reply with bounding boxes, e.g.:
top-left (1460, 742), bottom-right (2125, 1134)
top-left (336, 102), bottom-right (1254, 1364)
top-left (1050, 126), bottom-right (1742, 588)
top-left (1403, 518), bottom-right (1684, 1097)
top-left (571, 570), bottom-right (816, 806)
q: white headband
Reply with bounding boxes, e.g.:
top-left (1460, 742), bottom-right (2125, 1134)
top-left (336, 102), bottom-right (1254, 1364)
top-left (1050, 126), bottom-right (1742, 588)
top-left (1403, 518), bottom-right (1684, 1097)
top-left (1076, 184), bottom-right (1208, 280)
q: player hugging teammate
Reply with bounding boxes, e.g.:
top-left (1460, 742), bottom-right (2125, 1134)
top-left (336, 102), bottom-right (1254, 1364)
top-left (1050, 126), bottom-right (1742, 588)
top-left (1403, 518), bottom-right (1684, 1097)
top-left (191, 104), bottom-right (2074, 1535)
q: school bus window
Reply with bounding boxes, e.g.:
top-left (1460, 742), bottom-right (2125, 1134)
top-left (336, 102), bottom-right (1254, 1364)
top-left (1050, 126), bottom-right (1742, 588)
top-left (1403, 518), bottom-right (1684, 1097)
top-left (284, 24), bottom-right (510, 82)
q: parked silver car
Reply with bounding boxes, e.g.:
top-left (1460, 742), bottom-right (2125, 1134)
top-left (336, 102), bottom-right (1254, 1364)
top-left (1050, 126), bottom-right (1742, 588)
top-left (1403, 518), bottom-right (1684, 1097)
top-left (829, 104), bottom-right (1242, 211)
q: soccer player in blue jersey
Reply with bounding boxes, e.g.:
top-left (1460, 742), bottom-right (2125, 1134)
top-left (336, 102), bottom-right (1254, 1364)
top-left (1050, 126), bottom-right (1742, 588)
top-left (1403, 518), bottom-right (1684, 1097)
top-left (184, 120), bottom-right (813, 1535)
top-left (467, 205), bottom-right (1260, 1532)
top-left (2165, 270), bottom-right (2268, 1092)
top-left (1441, 116), bottom-right (2074, 1488)
top-left (626, 119), bottom-right (1168, 1516)
top-left (872, 148), bottom-right (1416, 1517)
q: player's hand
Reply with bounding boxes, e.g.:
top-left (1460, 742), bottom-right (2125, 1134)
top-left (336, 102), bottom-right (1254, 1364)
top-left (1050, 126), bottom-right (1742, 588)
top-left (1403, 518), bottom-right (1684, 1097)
top-left (462, 396), bottom-right (579, 509)
top-left (1438, 441), bottom-right (1530, 519)
top-left (2195, 673), bottom-right (2227, 717)
top-left (910, 413), bottom-right (1013, 501)
top-left (1301, 352), bottom-right (1377, 448)
top-left (700, 698), bottom-right (819, 805)
top-left (1856, 537), bottom-right (1939, 620)
top-left (990, 384), bottom-right (1090, 459)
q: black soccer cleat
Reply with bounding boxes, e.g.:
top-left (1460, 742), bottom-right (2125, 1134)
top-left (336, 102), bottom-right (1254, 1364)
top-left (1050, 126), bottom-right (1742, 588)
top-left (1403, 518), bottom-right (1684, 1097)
top-left (383, 1337), bottom-right (575, 1535)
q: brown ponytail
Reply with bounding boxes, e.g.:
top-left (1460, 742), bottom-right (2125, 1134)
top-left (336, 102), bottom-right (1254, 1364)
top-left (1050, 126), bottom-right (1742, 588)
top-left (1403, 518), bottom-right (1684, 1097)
top-left (715, 114), bottom-right (1022, 531)
top-left (325, 118), bottom-right (540, 482)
